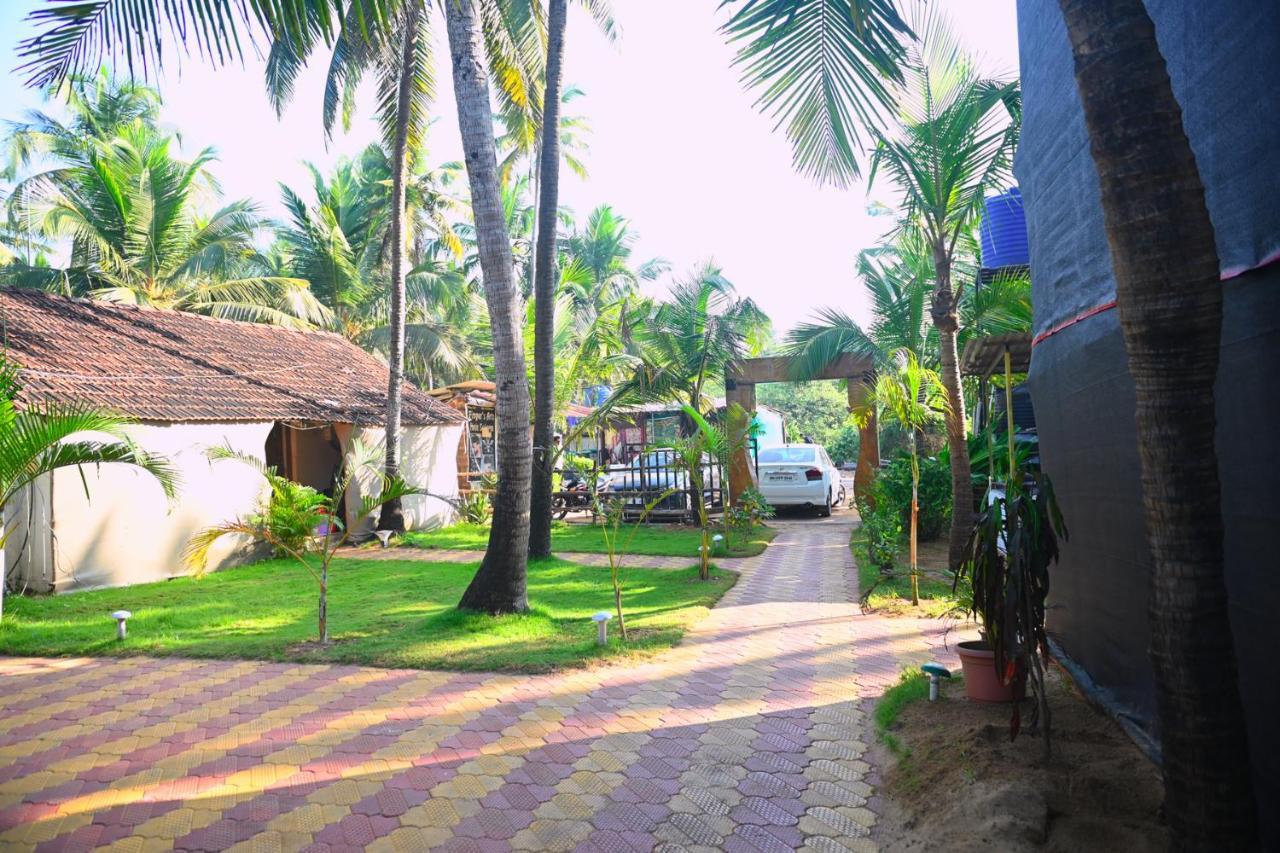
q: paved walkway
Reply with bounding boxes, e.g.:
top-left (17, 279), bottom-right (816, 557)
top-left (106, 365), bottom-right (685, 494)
top-left (336, 548), bottom-right (751, 572)
top-left (0, 515), bottom-right (955, 852)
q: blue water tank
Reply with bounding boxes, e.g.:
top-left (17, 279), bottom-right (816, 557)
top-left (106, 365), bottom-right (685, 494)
top-left (979, 186), bottom-right (1030, 270)
top-left (583, 385), bottom-right (611, 406)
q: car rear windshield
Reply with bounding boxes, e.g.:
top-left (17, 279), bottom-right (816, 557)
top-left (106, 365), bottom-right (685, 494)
top-left (759, 447), bottom-right (816, 464)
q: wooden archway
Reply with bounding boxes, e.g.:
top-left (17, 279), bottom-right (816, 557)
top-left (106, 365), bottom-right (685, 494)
top-left (725, 354), bottom-right (879, 505)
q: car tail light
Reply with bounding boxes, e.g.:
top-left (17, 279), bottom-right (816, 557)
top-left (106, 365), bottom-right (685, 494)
top-left (805, 468), bottom-right (822, 481)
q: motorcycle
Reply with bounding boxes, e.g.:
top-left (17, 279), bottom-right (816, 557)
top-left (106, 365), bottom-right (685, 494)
top-left (552, 470), bottom-right (611, 519)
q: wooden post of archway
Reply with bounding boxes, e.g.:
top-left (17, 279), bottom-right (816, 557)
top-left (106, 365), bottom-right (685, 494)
top-left (725, 355), bottom-right (879, 506)
top-left (848, 371), bottom-right (880, 506)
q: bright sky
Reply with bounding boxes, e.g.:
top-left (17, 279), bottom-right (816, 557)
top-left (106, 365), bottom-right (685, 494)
top-left (1, 0), bottom-right (1019, 335)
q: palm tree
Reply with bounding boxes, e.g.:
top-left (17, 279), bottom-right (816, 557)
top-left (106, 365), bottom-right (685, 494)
top-left (529, 0), bottom-right (570, 559)
top-left (15, 2), bottom-right (396, 90)
top-left (186, 440), bottom-right (418, 643)
top-left (602, 263), bottom-right (768, 423)
top-left (4, 70), bottom-right (161, 173)
top-left (445, 0), bottom-right (534, 614)
top-left (3, 121), bottom-right (328, 328)
top-left (264, 0), bottom-right (437, 533)
top-left (853, 350), bottom-right (944, 605)
top-left (719, 0), bottom-right (913, 185)
top-left (563, 205), bottom-right (668, 303)
top-left (866, 12), bottom-right (1019, 571)
top-left (1057, 0), bottom-right (1258, 845)
top-left (0, 349), bottom-right (177, 621)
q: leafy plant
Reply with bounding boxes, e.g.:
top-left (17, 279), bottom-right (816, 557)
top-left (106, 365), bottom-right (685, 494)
top-left (186, 440), bottom-right (420, 643)
top-left (732, 486), bottom-right (775, 535)
top-left (956, 365), bottom-right (1066, 756)
top-left (680, 403), bottom-right (753, 577)
top-left (592, 490), bottom-right (676, 642)
top-left (853, 350), bottom-right (947, 605)
top-left (458, 490), bottom-right (492, 525)
top-left (252, 476), bottom-right (328, 558)
top-left (859, 499), bottom-right (903, 576)
top-left (0, 348), bottom-right (177, 620)
top-left (875, 453), bottom-right (952, 541)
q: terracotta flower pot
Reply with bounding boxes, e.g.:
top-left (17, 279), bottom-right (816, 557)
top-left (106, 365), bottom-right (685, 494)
top-left (956, 640), bottom-right (1026, 703)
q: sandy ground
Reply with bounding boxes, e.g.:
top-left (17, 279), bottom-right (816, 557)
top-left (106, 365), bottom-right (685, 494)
top-left (873, 666), bottom-right (1169, 852)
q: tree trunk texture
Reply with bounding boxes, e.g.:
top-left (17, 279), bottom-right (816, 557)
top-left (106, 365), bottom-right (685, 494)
top-left (377, 5), bottom-right (422, 535)
top-left (529, 0), bottom-right (568, 559)
top-left (931, 244), bottom-right (974, 572)
top-left (1057, 1), bottom-right (1258, 848)
top-left (447, 0), bottom-right (532, 614)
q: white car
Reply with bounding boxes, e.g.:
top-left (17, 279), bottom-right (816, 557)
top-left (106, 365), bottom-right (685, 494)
top-left (757, 444), bottom-right (845, 516)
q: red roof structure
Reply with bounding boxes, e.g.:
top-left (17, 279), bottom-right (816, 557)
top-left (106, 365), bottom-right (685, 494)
top-left (0, 289), bottom-right (461, 426)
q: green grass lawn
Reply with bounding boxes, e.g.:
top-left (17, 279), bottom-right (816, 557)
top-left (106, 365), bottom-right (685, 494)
top-left (0, 556), bottom-right (736, 672)
top-left (401, 521), bottom-right (777, 558)
top-left (851, 527), bottom-right (970, 618)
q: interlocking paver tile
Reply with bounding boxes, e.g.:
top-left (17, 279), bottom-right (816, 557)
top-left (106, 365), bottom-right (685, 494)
top-left (1, 514), bottom-right (966, 850)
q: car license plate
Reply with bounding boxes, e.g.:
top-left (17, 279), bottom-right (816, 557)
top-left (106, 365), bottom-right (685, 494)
top-left (767, 473), bottom-right (793, 481)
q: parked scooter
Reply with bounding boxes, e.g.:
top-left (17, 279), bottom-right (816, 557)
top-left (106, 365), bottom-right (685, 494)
top-left (553, 469), bottom-right (611, 519)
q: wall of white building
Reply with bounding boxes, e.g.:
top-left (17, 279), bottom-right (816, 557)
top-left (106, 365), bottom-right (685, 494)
top-left (341, 423), bottom-right (463, 538)
top-left (4, 419), bottom-right (462, 594)
top-left (8, 422), bottom-right (272, 592)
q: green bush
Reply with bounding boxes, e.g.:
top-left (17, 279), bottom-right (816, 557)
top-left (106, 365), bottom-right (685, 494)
top-left (874, 453), bottom-right (952, 541)
top-left (827, 424), bottom-right (861, 466)
top-left (253, 477), bottom-right (328, 557)
top-left (737, 487), bottom-right (775, 529)
top-left (859, 499), bottom-right (902, 574)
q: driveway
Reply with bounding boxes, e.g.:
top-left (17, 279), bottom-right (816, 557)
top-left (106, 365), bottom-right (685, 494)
top-left (0, 515), bottom-right (954, 852)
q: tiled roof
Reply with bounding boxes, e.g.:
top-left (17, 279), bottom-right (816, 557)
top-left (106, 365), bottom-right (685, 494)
top-left (0, 289), bottom-right (463, 426)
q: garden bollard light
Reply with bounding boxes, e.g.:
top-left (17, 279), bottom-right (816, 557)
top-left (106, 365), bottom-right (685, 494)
top-left (921, 662), bottom-right (952, 701)
top-left (591, 611), bottom-right (612, 646)
top-left (374, 529), bottom-right (394, 549)
top-left (112, 610), bottom-right (132, 641)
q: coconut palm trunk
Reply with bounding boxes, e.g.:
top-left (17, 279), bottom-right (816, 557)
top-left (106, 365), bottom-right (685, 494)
top-left (931, 246), bottom-right (973, 572)
top-left (1057, 0), bottom-right (1258, 847)
top-left (447, 0), bottom-right (532, 613)
top-left (377, 4), bottom-right (422, 535)
top-left (529, 0), bottom-right (569, 559)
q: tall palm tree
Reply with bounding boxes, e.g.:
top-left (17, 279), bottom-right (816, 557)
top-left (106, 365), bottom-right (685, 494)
top-left (602, 263), bottom-right (769, 423)
top-left (1057, 0), bottom-right (1258, 845)
top-left (0, 349), bottom-right (177, 621)
top-left (563, 205), bottom-right (668, 303)
top-left (4, 70), bottom-right (161, 174)
top-left (529, 0), bottom-right (570, 558)
top-left (854, 350), bottom-right (944, 605)
top-left (276, 153), bottom-right (477, 386)
top-left (866, 12), bottom-right (1019, 571)
top-left (264, 0), bottom-right (437, 533)
top-left (3, 121), bottom-right (327, 328)
top-left (446, 0), bottom-right (534, 614)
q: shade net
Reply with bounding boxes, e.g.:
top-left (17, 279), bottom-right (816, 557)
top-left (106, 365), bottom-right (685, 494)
top-left (1016, 0), bottom-right (1280, 842)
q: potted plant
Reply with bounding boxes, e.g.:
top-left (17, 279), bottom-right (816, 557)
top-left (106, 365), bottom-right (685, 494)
top-left (954, 353), bottom-right (1066, 753)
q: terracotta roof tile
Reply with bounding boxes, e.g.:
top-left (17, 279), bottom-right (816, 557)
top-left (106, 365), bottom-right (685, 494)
top-left (0, 289), bottom-right (463, 426)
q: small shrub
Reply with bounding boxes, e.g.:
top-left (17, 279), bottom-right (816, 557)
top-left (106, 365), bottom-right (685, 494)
top-left (458, 490), bottom-right (491, 524)
top-left (253, 477), bottom-right (328, 558)
top-left (860, 499), bottom-right (902, 575)
top-left (874, 453), bottom-right (952, 541)
top-left (732, 487), bottom-right (775, 534)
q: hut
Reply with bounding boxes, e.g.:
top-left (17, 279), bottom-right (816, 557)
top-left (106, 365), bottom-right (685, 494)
top-left (0, 290), bottom-right (464, 593)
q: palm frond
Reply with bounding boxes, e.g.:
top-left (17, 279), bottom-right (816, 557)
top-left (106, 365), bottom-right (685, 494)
top-left (16, 0), bottom-right (394, 89)
top-left (720, 0), bottom-right (913, 186)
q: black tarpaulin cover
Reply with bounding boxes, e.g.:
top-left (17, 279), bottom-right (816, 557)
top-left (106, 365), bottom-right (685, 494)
top-left (1015, 0), bottom-right (1280, 844)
